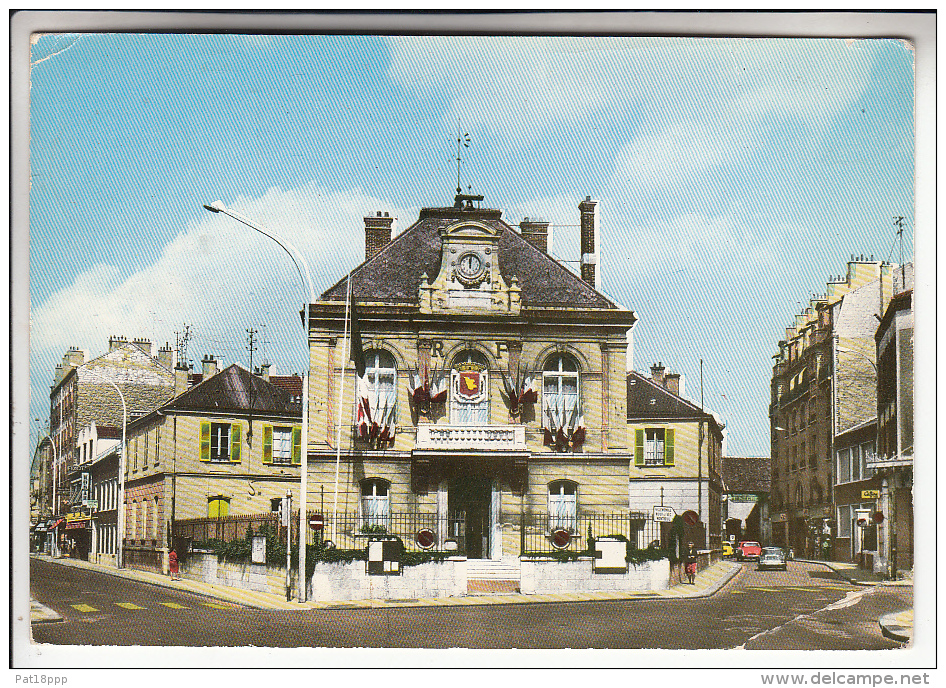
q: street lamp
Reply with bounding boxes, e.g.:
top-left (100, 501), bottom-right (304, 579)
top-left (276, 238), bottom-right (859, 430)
top-left (203, 201), bottom-right (314, 603)
top-left (84, 369), bottom-right (127, 569)
top-left (836, 345), bottom-right (878, 373)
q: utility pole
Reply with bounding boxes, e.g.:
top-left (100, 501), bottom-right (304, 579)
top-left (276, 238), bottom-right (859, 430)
top-left (893, 216), bottom-right (905, 269)
top-left (246, 327), bottom-right (258, 374)
top-left (175, 324), bottom-right (193, 369)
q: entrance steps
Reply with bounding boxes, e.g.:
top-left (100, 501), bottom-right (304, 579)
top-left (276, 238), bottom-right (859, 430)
top-left (466, 557), bottom-right (521, 594)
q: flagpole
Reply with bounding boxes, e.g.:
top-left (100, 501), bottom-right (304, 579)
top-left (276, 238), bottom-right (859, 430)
top-left (331, 276), bottom-right (351, 546)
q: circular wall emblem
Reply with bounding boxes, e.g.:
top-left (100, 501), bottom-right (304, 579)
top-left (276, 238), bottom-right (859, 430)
top-left (550, 529), bottom-right (571, 549)
top-left (415, 528), bottom-right (436, 549)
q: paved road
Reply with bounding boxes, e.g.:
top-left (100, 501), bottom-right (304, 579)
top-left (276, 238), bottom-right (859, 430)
top-left (30, 557), bottom-right (906, 649)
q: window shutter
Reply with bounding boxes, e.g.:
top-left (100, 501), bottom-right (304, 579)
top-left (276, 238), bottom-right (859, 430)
top-left (634, 429), bottom-right (645, 466)
top-left (291, 427), bottom-right (302, 465)
top-left (664, 428), bottom-right (675, 466)
top-left (262, 425), bottom-right (273, 464)
top-left (230, 424), bottom-right (241, 462)
top-left (199, 421), bottom-right (210, 462)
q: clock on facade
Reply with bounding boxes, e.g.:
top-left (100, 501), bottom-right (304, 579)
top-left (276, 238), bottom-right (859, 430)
top-left (454, 250), bottom-right (488, 287)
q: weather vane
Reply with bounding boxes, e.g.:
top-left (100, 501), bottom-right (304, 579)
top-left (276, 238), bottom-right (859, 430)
top-left (453, 121), bottom-right (483, 210)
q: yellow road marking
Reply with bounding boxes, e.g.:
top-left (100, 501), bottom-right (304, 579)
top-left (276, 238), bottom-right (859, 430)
top-left (747, 587), bottom-right (779, 592)
top-left (71, 604), bottom-right (99, 612)
top-left (115, 602), bottom-right (146, 609)
top-left (159, 602), bottom-right (189, 609)
top-left (201, 602), bottom-right (233, 610)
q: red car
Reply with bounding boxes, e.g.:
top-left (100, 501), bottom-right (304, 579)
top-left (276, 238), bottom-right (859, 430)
top-left (736, 541), bottom-right (762, 561)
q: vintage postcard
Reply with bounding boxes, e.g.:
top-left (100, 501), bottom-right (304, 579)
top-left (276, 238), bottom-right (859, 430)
top-left (11, 9), bottom-right (934, 682)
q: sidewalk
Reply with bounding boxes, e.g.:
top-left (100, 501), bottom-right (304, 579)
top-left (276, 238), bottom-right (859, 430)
top-left (30, 597), bottom-right (63, 624)
top-left (31, 554), bottom-right (740, 611)
top-left (796, 558), bottom-right (913, 587)
top-left (878, 609), bottom-right (913, 643)
top-left (797, 558), bottom-right (914, 644)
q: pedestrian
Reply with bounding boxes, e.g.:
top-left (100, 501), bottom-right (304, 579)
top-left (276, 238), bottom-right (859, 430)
top-left (685, 542), bottom-right (698, 584)
top-left (168, 548), bottom-right (180, 581)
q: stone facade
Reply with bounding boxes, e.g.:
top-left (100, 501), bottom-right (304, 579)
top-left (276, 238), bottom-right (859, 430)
top-left (769, 258), bottom-right (894, 559)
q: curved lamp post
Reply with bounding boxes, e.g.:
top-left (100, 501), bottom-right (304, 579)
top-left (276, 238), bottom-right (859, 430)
top-left (203, 201), bottom-right (313, 603)
top-left (84, 369), bottom-right (127, 569)
top-left (35, 419), bottom-right (58, 555)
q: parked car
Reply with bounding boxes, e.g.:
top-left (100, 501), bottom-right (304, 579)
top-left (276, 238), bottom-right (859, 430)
top-left (758, 546), bottom-right (788, 571)
top-left (736, 540), bottom-right (762, 561)
top-left (721, 542), bottom-right (735, 557)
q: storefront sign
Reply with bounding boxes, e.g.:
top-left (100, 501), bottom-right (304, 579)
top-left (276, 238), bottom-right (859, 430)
top-left (729, 493), bottom-right (759, 503)
top-left (65, 520), bottom-right (87, 530)
top-left (861, 489), bottom-right (880, 500)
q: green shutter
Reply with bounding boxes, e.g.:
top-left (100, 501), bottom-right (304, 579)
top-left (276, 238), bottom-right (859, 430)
top-left (634, 429), bottom-right (645, 466)
top-left (291, 427), bottom-right (302, 465)
top-left (262, 425), bottom-right (273, 464)
top-left (664, 429), bottom-right (675, 466)
top-left (230, 424), bottom-right (241, 462)
top-left (199, 421), bottom-right (211, 462)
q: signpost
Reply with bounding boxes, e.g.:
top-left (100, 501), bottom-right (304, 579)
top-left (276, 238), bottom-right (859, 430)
top-left (653, 506), bottom-right (674, 523)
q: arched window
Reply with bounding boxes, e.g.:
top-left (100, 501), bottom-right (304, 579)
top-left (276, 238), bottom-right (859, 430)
top-left (357, 350), bottom-right (398, 437)
top-left (365, 350), bottom-right (397, 400)
top-left (451, 349), bottom-right (490, 425)
top-left (548, 480), bottom-right (578, 532)
top-left (543, 353), bottom-right (580, 428)
top-left (360, 478), bottom-right (390, 527)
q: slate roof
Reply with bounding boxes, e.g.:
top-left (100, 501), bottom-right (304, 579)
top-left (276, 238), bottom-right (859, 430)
top-left (626, 371), bottom-right (710, 421)
top-left (96, 426), bottom-right (122, 440)
top-left (270, 375), bottom-right (303, 398)
top-left (162, 364), bottom-right (300, 417)
top-left (720, 457), bottom-right (772, 494)
top-left (319, 206), bottom-right (618, 309)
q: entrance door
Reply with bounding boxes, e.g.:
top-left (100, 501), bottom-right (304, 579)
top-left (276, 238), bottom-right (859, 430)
top-left (449, 474), bottom-right (491, 559)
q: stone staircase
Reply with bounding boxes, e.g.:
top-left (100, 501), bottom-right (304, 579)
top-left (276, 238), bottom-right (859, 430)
top-left (466, 557), bottom-right (521, 594)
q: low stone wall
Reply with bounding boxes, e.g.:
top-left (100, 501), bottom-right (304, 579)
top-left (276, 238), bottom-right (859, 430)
top-left (182, 551), bottom-right (288, 596)
top-left (520, 557), bottom-right (669, 594)
top-left (308, 557), bottom-right (468, 601)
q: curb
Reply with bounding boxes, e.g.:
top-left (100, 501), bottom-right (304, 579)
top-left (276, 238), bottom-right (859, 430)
top-left (33, 555), bottom-right (740, 611)
top-left (794, 559), bottom-right (884, 587)
top-left (878, 610), bottom-right (913, 643)
top-left (30, 598), bottom-right (63, 624)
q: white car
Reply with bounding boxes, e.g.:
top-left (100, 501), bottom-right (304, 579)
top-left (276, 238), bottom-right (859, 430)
top-left (758, 546), bottom-right (788, 571)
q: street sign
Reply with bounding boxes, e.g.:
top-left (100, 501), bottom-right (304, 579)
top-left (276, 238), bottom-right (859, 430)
top-left (308, 514), bottom-right (324, 531)
top-left (861, 489), bottom-right (880, 500)
top-left (729, 493), bottom-right (759, 503)
top-left (653, 506), bottom-right (675, 523)
top-left (415, 528), bottom-right (435, 549)
top-left (682, 510), bottom-right (700, 526)
top-left (82, 499), bottom-right (98, 510)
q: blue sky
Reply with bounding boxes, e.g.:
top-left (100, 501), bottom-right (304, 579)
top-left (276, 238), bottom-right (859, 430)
top-left (28, 34), bottom-right (915, 456)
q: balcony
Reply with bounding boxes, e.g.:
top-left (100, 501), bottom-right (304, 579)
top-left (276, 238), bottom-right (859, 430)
top-left (866, 451), bottom-right (913, 470)
top-left (414, 424), bottom-right (527, 452)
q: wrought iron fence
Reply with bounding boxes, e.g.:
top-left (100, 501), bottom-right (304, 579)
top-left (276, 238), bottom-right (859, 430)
top-left (307, 511), bottom-right (467, 553)
top-left (173, 513), bottom-right (282, 544)
top-left (520, 511), bottom-right (662, 555)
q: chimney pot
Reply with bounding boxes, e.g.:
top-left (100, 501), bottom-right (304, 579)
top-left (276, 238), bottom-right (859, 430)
top-left (364, 212), bottom-right (395, 261)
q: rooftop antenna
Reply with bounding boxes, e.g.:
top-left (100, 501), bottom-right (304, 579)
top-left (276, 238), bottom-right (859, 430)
top-left (893, 216), bottom-right (906, 268)
top-left (174, 324), bottom-right (193, 369)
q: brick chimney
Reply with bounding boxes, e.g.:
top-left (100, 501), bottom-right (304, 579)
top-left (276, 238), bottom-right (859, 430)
top-left (109, 335), bottom-right (128, 352)
top-left (520, 217), bottom-right (550, 253)
top-left (131, 337), bottom-right (152, 356)
top-left (650, 362), bottom-right (665, 387)
top-left (579, 196), bottom-right (598, 289)
top-left (174, 364), bottom-right (190, 397)
top-left (364, 211), bottom-right (395, 261)
top-left (157, 342), bottom-right (174, 370)
top-left (665, 372), bottom-right (681, 397)
top-left (201, 354), bottom-right (218, 379)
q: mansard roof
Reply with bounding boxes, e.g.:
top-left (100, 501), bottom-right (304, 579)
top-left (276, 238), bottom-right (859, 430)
top-left (319, 205), bottom-right (619, 310)
top-left (159, 364), bottom-right (301, 417)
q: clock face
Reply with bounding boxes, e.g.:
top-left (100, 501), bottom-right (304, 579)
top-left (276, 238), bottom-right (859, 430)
top-left (457, 251), bottom-right (484, 278)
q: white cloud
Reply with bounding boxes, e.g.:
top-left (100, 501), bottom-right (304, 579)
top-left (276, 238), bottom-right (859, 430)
top-left (31, 183), bottom-right (411, 378)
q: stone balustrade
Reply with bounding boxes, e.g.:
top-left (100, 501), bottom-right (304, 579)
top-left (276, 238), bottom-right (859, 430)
top-left (415, 424), bottom-right (527, 451)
